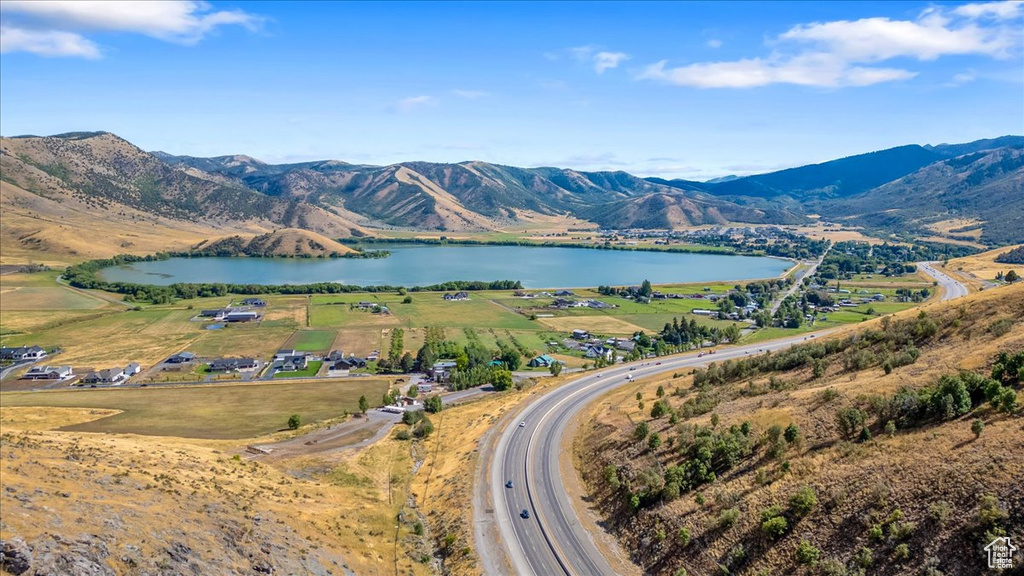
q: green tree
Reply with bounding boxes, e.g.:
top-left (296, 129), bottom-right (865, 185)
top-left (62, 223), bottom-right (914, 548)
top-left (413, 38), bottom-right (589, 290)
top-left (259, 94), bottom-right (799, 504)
top-left (491, 369), bottom-right (514, 391)
top-left (549, 362), bottom-right (562, 376)
top-left (1005, 270), bottom-right (1020, 283)
top-left (424, 395), bottom-right (443, 413)
top-left (634, 421), bottom-right (649, 442)
top-left (640, 279), bottom-right (653, 298)
top-left (287, 413), bottom-right (301, 430)
top-left (971, 418), bottom-right (985, 438)
top-left (656, 385), bottom-right (665, 398)
top-left (358, 395), bottom-right (369, 414)
top-left (784, 423), bottom-right (800, 444)
top-left (400, 352), bottom-right (416, 373)
top-left (403, 295), bottom-right (413, 304)
top-left (407, 384), bottom-right (419, 398)
top-left (648, 432), bottom-right (662, 451)
top-left (796, 540), bottom-right (821, 565)
top-left (835, 406), bottom-right (866, 439)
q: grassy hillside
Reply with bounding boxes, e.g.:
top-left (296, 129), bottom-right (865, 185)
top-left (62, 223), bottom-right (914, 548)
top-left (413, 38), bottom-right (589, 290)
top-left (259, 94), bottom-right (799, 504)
top-left (575, 284), bottom-right (1023, 576)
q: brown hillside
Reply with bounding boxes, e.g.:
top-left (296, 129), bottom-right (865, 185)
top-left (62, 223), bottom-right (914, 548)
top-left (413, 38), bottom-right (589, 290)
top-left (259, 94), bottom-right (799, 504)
top-left (198, 228), bottom-right (356, 257)
top-left (575, 284), bottom-right (1024, 576)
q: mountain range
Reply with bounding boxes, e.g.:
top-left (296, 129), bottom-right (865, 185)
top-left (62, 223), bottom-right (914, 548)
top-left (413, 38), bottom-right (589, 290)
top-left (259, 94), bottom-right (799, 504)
top-left (1, 131), bottom-right (1022, 261)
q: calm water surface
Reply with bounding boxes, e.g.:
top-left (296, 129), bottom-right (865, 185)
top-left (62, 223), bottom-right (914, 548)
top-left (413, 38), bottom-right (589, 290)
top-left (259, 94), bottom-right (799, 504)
top-left (98, 245), bottom-right (792, 288)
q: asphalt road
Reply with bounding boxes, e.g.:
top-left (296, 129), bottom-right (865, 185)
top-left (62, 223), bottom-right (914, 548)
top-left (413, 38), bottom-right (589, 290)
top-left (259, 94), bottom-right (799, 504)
top-left (918, 261), bottom-right (969, 301)
top-left (483, 332), bottom-right (829, 576)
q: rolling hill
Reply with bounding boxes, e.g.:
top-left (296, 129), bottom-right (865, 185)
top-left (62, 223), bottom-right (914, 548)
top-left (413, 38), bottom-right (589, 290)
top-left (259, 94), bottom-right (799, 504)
top-left (194, 228), bottom-right (357, 257)
top-left (3, 131), bottom-right (1023, 262)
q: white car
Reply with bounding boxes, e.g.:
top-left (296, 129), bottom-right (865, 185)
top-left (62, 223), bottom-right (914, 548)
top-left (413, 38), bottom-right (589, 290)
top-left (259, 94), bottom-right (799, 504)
top-left (519, 421), bottom-right (526, 428)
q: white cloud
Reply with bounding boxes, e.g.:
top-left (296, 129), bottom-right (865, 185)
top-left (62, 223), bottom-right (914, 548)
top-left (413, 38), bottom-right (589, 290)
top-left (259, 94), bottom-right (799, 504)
top-left (393, 95), bottom-right (435, 113)
top-left (0, 1), bottom-right (263, 58)
top-left (564, 45), bottom-right (630, 74)
top-left (0, 26), bottom-right (100, 58)
top-left (706, 39), bottom-right (723, 49)
top-left (593, 51), bottom-right (629, 73)
top-left (451, 89), bottom-right (488, 99)
top-left (946, 71), bottom-right (978, 86)
top-left (953, 1), bottom-right (1024, 20)
top-left (638, 4), bottom-right (1021, 88)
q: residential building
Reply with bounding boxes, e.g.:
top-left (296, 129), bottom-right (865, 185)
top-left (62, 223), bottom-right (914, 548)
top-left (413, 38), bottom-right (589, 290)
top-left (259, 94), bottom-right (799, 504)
top-left (571, 329), bottom-right (590, 340)
top-left (241, 298), bottom-right (266, 307)
top-left (279, 355), bottom-right (309, 372)
top-left (208, 358), bottom-right (259, 372)
top-left (80, 362), bottom-right (140, 385)
top-left (0, 345), bottom-right (47, 361)
top-left (527, 354), bottom-right (556, 368)
top-left (224, 311), bottom-right (260, 322)
top-left (22, 365), bottom-right (73, 380)
top-left (165, 352), bottom-right (196, 364)
top-left (432, 360), bottom-right (458, 382)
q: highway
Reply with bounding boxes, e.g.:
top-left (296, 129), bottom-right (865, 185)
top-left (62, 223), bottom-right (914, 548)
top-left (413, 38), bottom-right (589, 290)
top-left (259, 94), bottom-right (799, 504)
top-left (918, 261), bottom-right (969, 301)
top-left (480, 332), bottom-right (826, 576)
top-left (478, 263), bottom-right (969, 575)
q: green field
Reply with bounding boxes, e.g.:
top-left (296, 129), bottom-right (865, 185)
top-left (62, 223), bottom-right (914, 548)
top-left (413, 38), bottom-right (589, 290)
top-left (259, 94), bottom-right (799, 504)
top-left (285, 330), bottom-right (337, 351)
top-left (0, 378), bottom-right (390, 439)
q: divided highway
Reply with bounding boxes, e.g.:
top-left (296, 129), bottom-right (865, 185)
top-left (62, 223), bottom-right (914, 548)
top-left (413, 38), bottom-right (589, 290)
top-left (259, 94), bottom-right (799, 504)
top-left (481, 333), bottom-right (826, 575)
top-left (477, 265), bottom-right (968, 575)
top-left (918, 261), bottom-right (969, 301)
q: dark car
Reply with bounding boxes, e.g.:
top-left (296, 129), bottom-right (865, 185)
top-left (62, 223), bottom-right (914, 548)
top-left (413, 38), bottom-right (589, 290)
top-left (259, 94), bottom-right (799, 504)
top-left (506, 480), bottom-right (514, 489)
top-left (520, 509), bottom-right (530, 519)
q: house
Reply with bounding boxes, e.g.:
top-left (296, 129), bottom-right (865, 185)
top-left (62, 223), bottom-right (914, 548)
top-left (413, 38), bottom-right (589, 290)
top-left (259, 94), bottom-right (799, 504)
top-left (571, 329), bottom-right (590, 340)
top-left (208, 358), bottom-right (259, 372)
top-left (199, 309), bottom-right (227, 319)
top-left (432, 360), bottom-right (458, 382)
top-left (275, 349), bottom-right (301, 361)
top-left (22, 365), bottom-right (73, 380)
top-left (527, 354), bottom-right (556, 368)
top-left (584, 345), bottom-right (614, 361)
top-left (873, 293), bottom-right (886, 301)
top-left (377, 306), bottom-right (391, 315)
top-left (613, 339), bottom-right (636, 352)
top-left (0, 345), bottom-right (47, 361)
top-left (80, 363), bottom-right (139, 385)
top-left (442, 291), bottom-right (469, 301)
top-left (326, 350), bottom-right (346, 362)
top-left (356, 301), bottom-right (376, 310)
top-left (554, 290), bottom-right (574, 297)
top-left (224, 311), bottom-right (260, 323)
top-left (241, 298), bottom-right (266, 307)
top-left (165, 351), bottom-right (196, 364)
top-left (367, 350), bottom-right (380, 361)
top-left (278, 355), bottom-right (309, 372)
top-left (692, 309), bottom-right (715, 316)
top-left (332, 357), bottom-right (366, 371)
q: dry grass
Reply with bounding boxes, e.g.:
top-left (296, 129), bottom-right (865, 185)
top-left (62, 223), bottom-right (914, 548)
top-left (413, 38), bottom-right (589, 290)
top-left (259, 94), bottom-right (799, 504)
top-left (538, 314), bottom-right (646, 336)
top-left (947, 244), bottom-right (1024, 284)
top-left (573, 284), bottom-right (1024, 576)
top-left (0, 409), bottom-right (432, 576)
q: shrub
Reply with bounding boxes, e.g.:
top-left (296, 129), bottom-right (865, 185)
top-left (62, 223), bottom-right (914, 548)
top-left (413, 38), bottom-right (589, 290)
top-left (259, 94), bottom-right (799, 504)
top-left (762, 516), bottom-right (788, 540)
top-left (784, 423), bottom-right (800, 444)
top-left (819, 387), bottom-right (839, 402)
top-left (413, 521), bottom-right (424, 535)
top-left (287, 414), bottom-right (301, 430)
top-left (648, 433), bottom-right (662, 451)
top-left (717, 507), bottom-right (739, 529)
top-left (854, 547), bottom-right (874, 568)
top-left (929, 501), bottom-right (952, 525)
top-left (894, 543), bottom-right (910, 561)
top-left (868, 524), bottom-right (884, 541)
top-left (858, 426), bottom-right (873, 442)
top-left (971, 418), bottom-right (984, 438)
top-left (796, 540), bottom-right (821, 565)
top-left (836, 406), bottom-right (866, 439)
top-left (603, 465), bottom-right (621, 491)
top-left (790, 485), bottom-right (818, 517)
top-left (677, 527), bottom-right (691, 546)
top-left (884, 420), bottom-right (897, 437)
top-left (394, 429), bottom-right (411, 441)
top-left (889, 520), bottom-right (916, 541)
top-left (634, 421), bottom-right (649, 441)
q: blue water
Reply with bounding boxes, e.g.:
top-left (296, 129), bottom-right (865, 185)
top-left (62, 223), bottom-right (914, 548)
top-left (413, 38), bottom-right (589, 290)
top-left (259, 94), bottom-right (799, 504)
top-left (97, 244), bottom-right (791, 288)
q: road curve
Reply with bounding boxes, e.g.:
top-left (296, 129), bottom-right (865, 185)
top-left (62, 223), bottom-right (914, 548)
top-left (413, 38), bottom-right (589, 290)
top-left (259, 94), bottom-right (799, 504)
top-left (481, 332), bottom-right (827, 575)
top-left (918, 261), bottom-right (969, 301)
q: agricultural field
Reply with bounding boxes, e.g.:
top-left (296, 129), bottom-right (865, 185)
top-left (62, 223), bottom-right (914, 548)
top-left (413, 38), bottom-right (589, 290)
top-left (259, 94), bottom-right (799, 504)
top-left (284, 330), bottom-right (337, 352)
top-left (0, 377), bottom-right (391, 439)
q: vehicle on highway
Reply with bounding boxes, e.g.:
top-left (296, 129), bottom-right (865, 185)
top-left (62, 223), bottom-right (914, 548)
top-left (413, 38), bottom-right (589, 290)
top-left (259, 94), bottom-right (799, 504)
top-left (656, 362), bottom-right (661, 365)
top-left (626, 374), bottom-right (633, 380)
top-left (520, 509), bottom-right (530, 519)
top-left (518, 421), bottom-right (526, 428)
top-left (629, 367), bottom-right (635, 371)
top-left (505, 481), bottom-right (514, 489)
top-left (597, 373), bottom-right (603, 377)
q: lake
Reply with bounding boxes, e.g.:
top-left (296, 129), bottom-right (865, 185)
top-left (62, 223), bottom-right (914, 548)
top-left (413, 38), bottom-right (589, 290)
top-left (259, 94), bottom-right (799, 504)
top-left (97, 245), bottom-right (792, 288)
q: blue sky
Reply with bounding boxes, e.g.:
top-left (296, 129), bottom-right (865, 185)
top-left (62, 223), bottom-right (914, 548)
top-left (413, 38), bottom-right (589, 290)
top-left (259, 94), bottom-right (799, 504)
top-left (1, 1), bottom-right (1022, 180)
